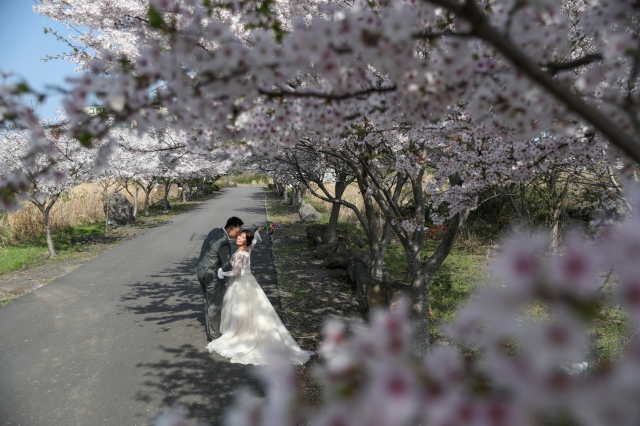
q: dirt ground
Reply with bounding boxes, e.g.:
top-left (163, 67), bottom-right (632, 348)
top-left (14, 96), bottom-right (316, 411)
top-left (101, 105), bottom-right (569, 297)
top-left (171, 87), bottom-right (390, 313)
top-left (266, 191), bottom-right (368, 354)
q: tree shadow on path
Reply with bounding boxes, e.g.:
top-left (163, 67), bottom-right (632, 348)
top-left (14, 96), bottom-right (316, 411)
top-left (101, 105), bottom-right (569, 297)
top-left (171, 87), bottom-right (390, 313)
top-left (119, 229), bottom-right (279, 423)
top-left (137, 344), bottom-right (265, 425)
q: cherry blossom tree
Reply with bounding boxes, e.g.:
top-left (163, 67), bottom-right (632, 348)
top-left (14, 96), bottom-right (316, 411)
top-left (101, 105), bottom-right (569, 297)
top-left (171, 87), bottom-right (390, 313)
top-left (0, 0), bottom-right (638, 423)
top-left (0, 116), bottom-right (95, 257)
top-left (26, 0), bottom-right (638, 164)
top-left (259, 147), bottom-right (355, 244)
top-left (0, 73), bottom-right (63, 210)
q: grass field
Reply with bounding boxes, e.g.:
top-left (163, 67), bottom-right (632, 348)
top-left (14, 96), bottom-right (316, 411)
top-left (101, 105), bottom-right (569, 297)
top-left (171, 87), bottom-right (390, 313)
top-left (0, 222), bottom-right (105, 275)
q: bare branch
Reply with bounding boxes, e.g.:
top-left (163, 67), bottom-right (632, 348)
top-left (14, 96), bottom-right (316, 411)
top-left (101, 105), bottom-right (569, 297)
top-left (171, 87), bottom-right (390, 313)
top-left (543, 54), bottom-right (603, 75)
top-left (259, 85), bottom-right (397, 101)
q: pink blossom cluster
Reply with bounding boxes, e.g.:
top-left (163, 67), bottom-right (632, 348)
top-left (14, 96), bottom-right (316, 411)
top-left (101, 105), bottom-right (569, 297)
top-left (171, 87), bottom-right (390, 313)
top-left (0, 112), bottom-right (96, 210)
top-left (0, 0), bottom-right (637, 213)
top-left (23, 0), bottom-right (640, 168)
top-left (0, 73), bottom-right (56, 209)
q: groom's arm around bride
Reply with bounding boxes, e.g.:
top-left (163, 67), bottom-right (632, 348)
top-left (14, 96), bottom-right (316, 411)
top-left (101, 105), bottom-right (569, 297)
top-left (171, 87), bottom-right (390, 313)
top-left (195, 216), bottom-right (243, 341)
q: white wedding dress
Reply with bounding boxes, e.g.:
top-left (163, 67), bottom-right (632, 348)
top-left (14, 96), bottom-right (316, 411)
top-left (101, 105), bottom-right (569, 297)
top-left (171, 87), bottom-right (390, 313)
top-left (206, 232), bottom-right (312, 365)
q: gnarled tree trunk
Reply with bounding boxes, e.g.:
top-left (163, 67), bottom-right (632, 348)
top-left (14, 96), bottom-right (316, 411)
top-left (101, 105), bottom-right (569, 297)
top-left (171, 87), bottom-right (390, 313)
top-left (409, 209), bottom-right (469, 358)
top-left (162, 180), bottom-right (171, 210)
top-left (324, 175), bottom-right (348, 244)
top-left (292, 185), bottom-right (306, 209)
top-left (133, 185), bottom-right (138, 217)
top-left (105, 194), bottom-right (110, 234)
top-left (44, 211), bottom-right (56, 258)
top-left (182, 180), bottom-right (188, 203)
top-left (31, 195), bottom-right (60, 258)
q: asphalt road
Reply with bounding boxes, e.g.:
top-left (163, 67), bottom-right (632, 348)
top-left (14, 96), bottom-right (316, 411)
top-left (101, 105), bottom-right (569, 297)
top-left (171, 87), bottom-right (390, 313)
top-left (0, 186), bottom-right (276, 426)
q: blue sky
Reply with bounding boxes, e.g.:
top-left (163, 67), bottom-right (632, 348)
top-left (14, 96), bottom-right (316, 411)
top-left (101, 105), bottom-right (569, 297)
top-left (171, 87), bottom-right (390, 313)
top-left (0, 1), bottom-right (87, 120)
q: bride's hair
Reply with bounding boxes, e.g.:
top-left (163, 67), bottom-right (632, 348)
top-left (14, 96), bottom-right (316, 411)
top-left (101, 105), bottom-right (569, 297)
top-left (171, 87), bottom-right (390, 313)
top-left (240, 229), bottom-right (254, 247)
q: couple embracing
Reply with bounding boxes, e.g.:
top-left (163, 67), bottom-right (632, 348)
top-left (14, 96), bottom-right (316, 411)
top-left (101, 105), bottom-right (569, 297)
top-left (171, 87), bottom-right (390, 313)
top-left (195, 216), bottom-right (311, 365)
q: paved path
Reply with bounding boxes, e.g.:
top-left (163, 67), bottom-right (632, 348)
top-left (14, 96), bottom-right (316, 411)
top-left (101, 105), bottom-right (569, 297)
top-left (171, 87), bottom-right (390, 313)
top-left (0, 187), bottom-right (276, 426)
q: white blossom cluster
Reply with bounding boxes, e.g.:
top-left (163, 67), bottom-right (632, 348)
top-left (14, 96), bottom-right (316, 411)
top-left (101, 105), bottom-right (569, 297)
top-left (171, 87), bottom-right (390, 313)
top-left (0, 0), bottom-right (633, 204)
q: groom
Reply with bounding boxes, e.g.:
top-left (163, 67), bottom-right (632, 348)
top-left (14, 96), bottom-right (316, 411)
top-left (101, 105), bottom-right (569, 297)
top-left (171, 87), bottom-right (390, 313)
top-left (196, 216), bottom-right (243, 341)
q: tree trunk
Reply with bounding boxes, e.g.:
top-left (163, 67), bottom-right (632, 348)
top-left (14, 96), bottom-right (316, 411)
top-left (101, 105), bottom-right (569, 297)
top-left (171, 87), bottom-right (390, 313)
top-left (133, 185), bottom-right (139, 217)
top-left (409, 262), bottom-right (430, 357)
top-left (324, 178), bottom-right (348, 243)
top-left (105, 196), bottom-right (110, 234)
top-left (362, 184), bottom-right (392, 309)
top-left (410, 208), bottom-right (470, 358)
top-left (44, 210), bottom-right (56, 258)
top-left (143, 189), bottom-right (151, 216)
top-left (163, 181), bottom-right (170, 210)
top-left (182, 181), bottom-right (188, 203)
top-left (363, 225), bottom-right (392, 308)
top-left (549, 207), bottom-right (561, 253)
top-left (289, 186), bottom-right (297, 205)
top-left (292, 185), bottom-right (306, 208)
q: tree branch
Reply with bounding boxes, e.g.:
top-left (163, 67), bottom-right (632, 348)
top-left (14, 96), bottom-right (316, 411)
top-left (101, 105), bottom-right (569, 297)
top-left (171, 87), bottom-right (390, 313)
top-left (259, 85), bottom-right (397, 101)
top-left (426, 0), bottom-right (640, 163)
top-left (542, 53), bottom-right (603, 75)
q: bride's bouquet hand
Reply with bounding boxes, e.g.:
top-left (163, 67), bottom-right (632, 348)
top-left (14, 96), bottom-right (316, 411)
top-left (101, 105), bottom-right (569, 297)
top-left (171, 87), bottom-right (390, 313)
top-left (217, 268), bottom-right (224, 279)
top-left (254, 221), bottom-right (277, 235)
top-left (255, 221), bottom-right (277, 235)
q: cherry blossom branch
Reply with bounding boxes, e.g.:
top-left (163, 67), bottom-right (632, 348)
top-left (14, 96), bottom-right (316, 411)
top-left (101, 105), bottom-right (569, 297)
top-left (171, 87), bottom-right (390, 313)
top-left (258, 85), bottom-right (397, 100)
top-left (426, 0), bottom-right (640, 163)
top-left (413, 30), bottom-right (472, 40)
top-left (543, 54), bottom-right (603, 75)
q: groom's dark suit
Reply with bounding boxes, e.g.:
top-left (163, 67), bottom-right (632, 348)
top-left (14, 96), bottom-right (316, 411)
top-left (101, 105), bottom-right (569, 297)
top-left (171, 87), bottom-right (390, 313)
top-left (196, 227), bottom-right (232, 339)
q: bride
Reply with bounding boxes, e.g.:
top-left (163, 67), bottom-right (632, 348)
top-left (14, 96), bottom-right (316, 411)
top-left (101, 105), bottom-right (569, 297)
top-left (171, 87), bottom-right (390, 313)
top-left (206, 228), bottom-right (312, 365)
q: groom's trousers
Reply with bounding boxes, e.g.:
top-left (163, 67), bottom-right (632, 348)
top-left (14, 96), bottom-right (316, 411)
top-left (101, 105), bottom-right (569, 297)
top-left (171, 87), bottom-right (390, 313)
top-left (198, 271), bottom-right (226, 339)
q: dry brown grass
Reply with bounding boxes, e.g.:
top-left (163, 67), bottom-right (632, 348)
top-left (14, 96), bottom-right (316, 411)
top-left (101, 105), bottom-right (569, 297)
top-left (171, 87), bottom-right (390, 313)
top-left (307, 183), bottom-right (371, 225)
top-left (0, 213), bottom-right (9, 246)
top-left (6, 182), bottom-right (168, 241)
top-left (8, 185), bottom-right (104, 240)
top-left (307, 178), bottom-right (427, 225)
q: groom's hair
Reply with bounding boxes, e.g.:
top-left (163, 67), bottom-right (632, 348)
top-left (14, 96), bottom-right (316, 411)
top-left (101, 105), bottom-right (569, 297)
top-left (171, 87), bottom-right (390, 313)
top-left (240, 229), bottom-right (254, 247)
top-left (225, 216), bottom-right (244, 229)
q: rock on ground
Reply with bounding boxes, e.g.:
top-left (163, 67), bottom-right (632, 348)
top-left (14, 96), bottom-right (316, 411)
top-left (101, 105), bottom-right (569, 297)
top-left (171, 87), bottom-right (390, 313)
top-left (299, 204), bottom-right (322, 222)
top-left (105, 193), bottom-right (135, 224)
top-left (306, 224), bottom-right (328, 247)
top-left (322, 242), bottom-right (353, 270)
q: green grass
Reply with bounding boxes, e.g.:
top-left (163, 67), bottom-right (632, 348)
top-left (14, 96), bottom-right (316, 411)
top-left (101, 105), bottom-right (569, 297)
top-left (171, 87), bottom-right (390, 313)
top-left (0, 221), bottom-right (104, 275)
top-left (147, 198), bottom-right (201, 220)
top-left (591, 305), bottom-right (632, 369)
top-left (232, 173), bottom-right (269, 185)
top-left (288, 288), bottom-right (310, 301)
top-left (0, 245), bottom-right (47, 275)
top-left (383, 238), bottom-right (486, 337)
